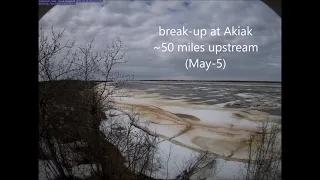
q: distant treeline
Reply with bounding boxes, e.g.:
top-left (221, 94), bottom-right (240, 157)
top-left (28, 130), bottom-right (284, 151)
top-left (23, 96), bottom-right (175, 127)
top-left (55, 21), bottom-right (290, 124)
top-left (94, 80), bottom-right (281, 83)
top-left (39, 80), bottom-right (281, 84)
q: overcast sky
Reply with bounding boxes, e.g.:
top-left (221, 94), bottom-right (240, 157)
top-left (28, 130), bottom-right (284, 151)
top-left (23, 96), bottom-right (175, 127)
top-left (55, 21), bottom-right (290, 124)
top-left (39, 0), bottom-right (281, 81)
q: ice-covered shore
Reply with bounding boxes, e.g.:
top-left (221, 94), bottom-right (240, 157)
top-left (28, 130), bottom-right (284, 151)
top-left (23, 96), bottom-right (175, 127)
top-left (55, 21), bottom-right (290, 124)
top-left (96, 83), bottom-right (281, 179)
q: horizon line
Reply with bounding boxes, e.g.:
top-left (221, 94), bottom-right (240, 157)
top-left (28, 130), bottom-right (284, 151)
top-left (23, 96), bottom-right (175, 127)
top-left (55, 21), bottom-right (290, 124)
top-left (96, 79), bottom-right (282, 83)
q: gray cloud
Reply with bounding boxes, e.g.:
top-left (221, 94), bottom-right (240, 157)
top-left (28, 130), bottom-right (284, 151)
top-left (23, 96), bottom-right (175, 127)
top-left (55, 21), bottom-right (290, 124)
top-left (40, 0), bottom-right (281, 81)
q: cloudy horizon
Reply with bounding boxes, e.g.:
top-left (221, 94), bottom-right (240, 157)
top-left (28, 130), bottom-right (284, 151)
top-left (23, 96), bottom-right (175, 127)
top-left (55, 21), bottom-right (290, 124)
top-left (39, 0), bottom-right (281, 81)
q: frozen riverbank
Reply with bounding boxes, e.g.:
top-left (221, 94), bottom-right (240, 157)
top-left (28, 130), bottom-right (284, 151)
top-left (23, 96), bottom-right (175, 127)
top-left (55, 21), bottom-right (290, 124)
top-left (96, 82), bottom-right (281, 179)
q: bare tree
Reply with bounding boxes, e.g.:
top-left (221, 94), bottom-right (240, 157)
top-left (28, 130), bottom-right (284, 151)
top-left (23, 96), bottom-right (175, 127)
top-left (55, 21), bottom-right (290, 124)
top-left (99, 108), bottom-right (163, 179)
top-left (174, 151), bottom-right (218, 180)
top-left (38, 25), bottom-right (220, 180)
top-left (38, 25), bottom-right (77, 81)
top-left (239, 122), bottom-right (281, 180)
top-left (38, 25), bottom-right (130, 180)
top-left (166, 144), bottom-right (173, 180)
top-left (39, 25), bottom-right (77, 179)
top-left (39, 25), bottom-right (163, 180)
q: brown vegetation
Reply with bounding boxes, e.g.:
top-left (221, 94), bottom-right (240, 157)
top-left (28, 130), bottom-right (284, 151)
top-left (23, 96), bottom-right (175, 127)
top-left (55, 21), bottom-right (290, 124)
top-left (38, 26), bottom-right (219, 180)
